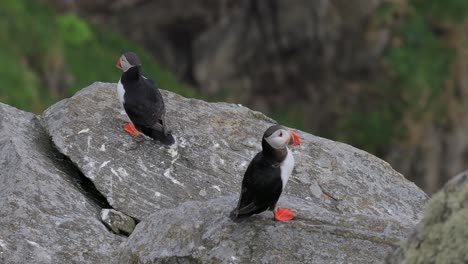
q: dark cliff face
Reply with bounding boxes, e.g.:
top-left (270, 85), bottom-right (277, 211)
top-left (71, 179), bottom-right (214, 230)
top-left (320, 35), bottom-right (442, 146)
top-left (1, 82), bottom-right (428, 263)
top-left (45, 0), bottom-right (393, 132)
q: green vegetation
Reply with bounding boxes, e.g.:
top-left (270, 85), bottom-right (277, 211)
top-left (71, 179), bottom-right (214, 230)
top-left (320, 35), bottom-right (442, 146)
top-left (411, 0), bottom-right (468, 23)
top-left (337, 103), bottom-right (405, 156)
top-left (401, 181), bottom-right (468, 263)
top-left (0, 0), bottom-right (194, 113)
top-left (271, 105), bottom-right (305, 132)
top-left (335, 0), bottom-right (465, 154)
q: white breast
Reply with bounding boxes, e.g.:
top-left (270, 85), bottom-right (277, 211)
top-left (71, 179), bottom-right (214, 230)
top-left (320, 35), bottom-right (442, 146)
top-left (117, 79), bottom-right (125, 104)
top-left (280, 148), bottom-right (295, 190)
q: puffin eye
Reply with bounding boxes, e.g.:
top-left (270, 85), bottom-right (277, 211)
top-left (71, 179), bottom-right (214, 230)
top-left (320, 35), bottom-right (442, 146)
top-left (279, 132), bottom-right (283, 137)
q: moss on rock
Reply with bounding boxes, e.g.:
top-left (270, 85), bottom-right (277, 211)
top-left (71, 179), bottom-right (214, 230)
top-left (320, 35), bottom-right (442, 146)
top-left (386, 172), bottom-right (468, 264)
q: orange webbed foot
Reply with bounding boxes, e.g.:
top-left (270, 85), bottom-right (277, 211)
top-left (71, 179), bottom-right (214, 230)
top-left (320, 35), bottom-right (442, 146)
top-left (274, 208), bottom-right (294, 221)
top-left (123, 123), bottom-right (140, 136)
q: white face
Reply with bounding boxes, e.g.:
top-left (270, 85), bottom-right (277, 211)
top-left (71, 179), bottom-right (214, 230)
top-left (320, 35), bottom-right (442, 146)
top-left (120, 55), bottom-right (133, 72)
top-left (265, 129), bottom-right (290, 149)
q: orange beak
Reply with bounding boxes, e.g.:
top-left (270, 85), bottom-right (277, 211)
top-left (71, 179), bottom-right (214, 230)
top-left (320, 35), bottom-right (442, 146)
top-left (288, 130), bottom-right (300, 146)
top-left (116, 56), bottom-right (122, 69)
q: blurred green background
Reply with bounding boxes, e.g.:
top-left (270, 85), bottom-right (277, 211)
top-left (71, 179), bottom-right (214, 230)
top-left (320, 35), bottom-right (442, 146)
top-left (0, 0), bottom-right (195, 113)
top-left (1, 0), bottom-right (468, 194)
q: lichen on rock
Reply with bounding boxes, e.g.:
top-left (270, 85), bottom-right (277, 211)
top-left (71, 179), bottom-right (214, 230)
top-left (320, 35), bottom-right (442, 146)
top-left (100, 209), bottom-right (136, 236)
top-left (386, 171), bottom-right (468, 264)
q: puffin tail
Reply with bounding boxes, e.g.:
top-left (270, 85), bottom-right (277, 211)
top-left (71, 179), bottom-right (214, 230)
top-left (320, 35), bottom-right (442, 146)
top-left (229, 208), bottom-right (243, 223)
top-left (230, 207), bottom-right (255, 223)
top-left (149, 129), bottom-right (175, 146)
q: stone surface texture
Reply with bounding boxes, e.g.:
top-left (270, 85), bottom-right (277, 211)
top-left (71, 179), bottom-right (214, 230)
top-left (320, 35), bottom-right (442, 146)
top-left (119, 196), bottom-right (415, 263)
top-left (36, 82), bottom-right (428, 263)
top-left (0, 103), bottom-right (123, 264)
top-left (42, 82), bottom-right (427, 223)
top-left (101, 209), bottom-right (136, 235)
top-left (0, 82), bottom-right (430, 263)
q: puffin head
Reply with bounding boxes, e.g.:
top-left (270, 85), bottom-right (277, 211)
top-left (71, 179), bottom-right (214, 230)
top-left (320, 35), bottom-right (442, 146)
top-left (116, 52), bottom-right (141, 72)
top-left (263, 124), bottom-right (300, 150)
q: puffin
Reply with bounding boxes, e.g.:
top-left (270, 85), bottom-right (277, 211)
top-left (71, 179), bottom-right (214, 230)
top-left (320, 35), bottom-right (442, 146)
top-left (115, 52), bottom-right (175, 145)
top-left (230, 125), bottom-right (300, 222)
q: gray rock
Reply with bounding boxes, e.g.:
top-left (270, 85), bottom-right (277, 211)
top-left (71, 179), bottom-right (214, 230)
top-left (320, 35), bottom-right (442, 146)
top-left (1, 81), bottom-right (430, 263)
top-left (385, 170), bottom-right (468, 264)
top-left (42, 82), bottom-right (276, 220)
top-left (41, 82), bottom-right (428, 227)
top-left (100, 209), bottom-right (136, 235)
top-left (0, 103), bottom-right (123, 264)
top-left (40, 82), bottom-right (428, 262)
top-left (118, 196), bottom-right (415, 263)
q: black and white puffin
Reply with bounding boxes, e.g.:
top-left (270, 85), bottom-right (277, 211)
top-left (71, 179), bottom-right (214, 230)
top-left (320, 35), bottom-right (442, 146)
top-left (230, 125), bottom-right (300, 222)
top-left (115, 52), bottom-right (175, 145)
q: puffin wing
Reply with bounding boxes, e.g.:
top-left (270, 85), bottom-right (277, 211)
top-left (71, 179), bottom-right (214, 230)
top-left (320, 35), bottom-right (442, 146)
top-left (231, 153), bottom-right (283, 219)
top-left (123, 78), bottom-right (165, 129)
top-left (142, 77), bottom-right (164, 109)
top-left (235, 160), bottom-right (259, 214)
top-left (123, 99), bottom-right (163, 129)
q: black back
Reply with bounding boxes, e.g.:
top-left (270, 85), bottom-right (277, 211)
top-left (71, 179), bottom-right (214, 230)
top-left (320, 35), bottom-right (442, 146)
top-left (121, 66), bottom-right (165, 126)
top-left (230, 125), bottom-right (292, 221)
top-left (230, 151), bottom-right (284, 220)
top-left (120, 66), bottom-right (174, 145)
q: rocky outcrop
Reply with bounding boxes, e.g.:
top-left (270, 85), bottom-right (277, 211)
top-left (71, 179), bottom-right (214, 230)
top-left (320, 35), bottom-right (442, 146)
top-left (0, 103), bottom-right (123, 264)
top-left (118, 196), bottom-right (413, 263)
top-left (41, 82), bottom-right (277, 220)
top-left (385, 170), bottom-right (468, 264)
top-left (41, 82), bottom-right (427, 222)
top-left (35, 82), bottom-right (427, 262)
top-left (0, 82), bottom-right (429, 263)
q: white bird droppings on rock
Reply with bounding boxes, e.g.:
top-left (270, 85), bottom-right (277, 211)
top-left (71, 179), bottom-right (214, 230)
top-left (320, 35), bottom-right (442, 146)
top-left (78, 128), bottom-right (89, 134)
top-left (117, 167), bottom-right (129, 178)
top-left (137, 158), bottom-right (148, 172)
top-left (212, 185), bottom-right (221, 192)
top-left (99, 160), bottom-right (111, 169)
top-left (101, 209), bottom-right (110, 222)
top-left (0, 239), bottom-right (7, 249)
top-left (83, 157), bottom-right (96, 179)
top-left (86, 136), bottom-right (92, 151)
top-left (179, 137), bottom-right (188, 148)
top-left (163, 142), bottom-right (183, 186)
top-left (99, 144), bottom-right (106, 152)
top-left (110, 168), bottom-right (118, 177)
top-left (240, 161), bottom-right (247, 168)
top-left (199, 189), bottom-right (207, 197)
top-left (167, 146), bottom-right (178, 158)
top-left (163, 169), bottom-right (184, 186)
top-left (26, 240), bottom-right (40, 247)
